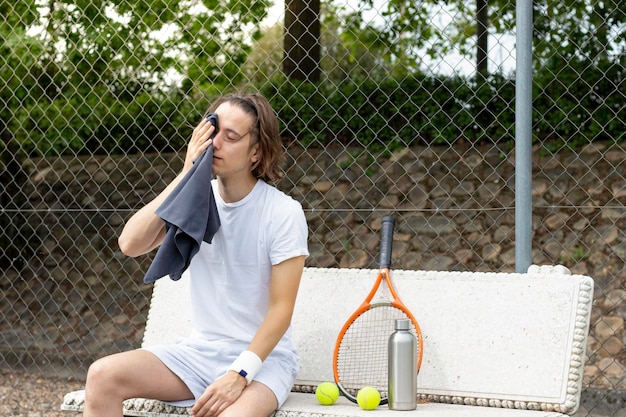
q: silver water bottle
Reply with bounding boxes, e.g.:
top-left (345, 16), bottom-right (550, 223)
top-left (388, 319), bottom-right (417, 410)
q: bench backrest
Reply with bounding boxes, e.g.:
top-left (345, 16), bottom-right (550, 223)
top-left (143, 267), bottom-right (593, 415)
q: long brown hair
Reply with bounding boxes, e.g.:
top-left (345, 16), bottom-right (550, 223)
top-left (208, 93), bottom-right (284, 183)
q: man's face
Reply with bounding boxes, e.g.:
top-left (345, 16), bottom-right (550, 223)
top-left (211, 102), bottom-right (259, 180)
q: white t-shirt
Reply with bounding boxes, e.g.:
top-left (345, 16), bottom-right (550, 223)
top-left (187, 179), bottom-right (309, 352)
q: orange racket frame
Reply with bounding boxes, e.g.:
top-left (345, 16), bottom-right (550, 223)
top-left (332, 216), bottom-right (423, 403)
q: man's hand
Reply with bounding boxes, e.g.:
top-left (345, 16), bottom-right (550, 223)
top-left (184, 117), bottom-right (216, 172)
top-left (190, 371), bottom-right (247, 417)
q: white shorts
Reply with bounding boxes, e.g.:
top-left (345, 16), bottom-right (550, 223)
top-left (143, 337), bottom-right (299, 408)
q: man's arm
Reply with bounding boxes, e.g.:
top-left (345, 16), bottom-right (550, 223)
top-left (247, 255), bottom-right (307, 360)
top-left (118, 117), bottom-right (216, 257)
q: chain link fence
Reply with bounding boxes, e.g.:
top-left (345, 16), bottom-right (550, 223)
top-left (1, 0), bottom-right (624, 415)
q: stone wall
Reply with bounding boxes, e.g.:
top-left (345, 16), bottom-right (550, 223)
top-left (1, 145), bottom-right (624, 389)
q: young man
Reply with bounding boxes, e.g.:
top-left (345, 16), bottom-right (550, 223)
top-left (83, 93), bottom-right (309, 417)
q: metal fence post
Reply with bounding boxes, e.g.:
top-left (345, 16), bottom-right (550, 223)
top-left (515, 0), bottom-right (533, 273)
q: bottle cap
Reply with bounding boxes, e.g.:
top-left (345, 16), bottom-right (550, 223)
top-left (395, 319), bottom-right (411, 330)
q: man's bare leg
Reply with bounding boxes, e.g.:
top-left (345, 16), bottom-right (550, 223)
top-left (83, 349), bottom-right (193, 417)
top-left (212, 382), bottom-right (278, 417)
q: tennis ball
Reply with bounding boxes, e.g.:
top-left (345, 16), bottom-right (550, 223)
top-left (315, 382), bottom-right (339, 405)
top-left (357, 386), bottom-right (381, 410)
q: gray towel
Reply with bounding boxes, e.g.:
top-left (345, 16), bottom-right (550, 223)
top-left (143, 113), bottom-right (221, 283)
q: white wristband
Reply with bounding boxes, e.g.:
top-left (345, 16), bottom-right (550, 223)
top-left (228, 351), bottom-right (262, 385)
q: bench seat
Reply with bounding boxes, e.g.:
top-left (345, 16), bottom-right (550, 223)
top-left (62, 390), bottom-right (573, 417)
top-left (61, 266), bottom-right (593, 417)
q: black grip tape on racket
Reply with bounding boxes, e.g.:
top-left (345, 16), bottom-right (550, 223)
top-left (379, 216), bottom-right (395, 269)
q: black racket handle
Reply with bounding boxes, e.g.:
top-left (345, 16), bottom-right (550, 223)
top-left (379, 216), bottom-right (395, 268)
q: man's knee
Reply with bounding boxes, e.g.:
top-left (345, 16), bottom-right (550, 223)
top-left (87, 357), bottom-right (108, 381)
top-left (218, 384), bottom-right (277, 417)
top-left (85, 355), bottom-right (124, 394)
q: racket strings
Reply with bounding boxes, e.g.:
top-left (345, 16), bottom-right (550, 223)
top-left (372, 274), bottom-right (392, 303)
top-left (336, 304), bottom-right (415, 398)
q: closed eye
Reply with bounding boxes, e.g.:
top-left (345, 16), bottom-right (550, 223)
top-left (222, 128), bottom-right (247, 142)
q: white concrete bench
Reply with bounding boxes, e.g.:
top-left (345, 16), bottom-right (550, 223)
top-left (61, 266), bottom-right (593, 417)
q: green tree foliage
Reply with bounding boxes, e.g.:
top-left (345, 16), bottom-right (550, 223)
top-left (3, 0), bottom-right (270, 156)
top-left (243, 23), bottom-right (284, 84)
top-left (321, 3), bottom-right (400, 80)
top-left (510, 0), bottom-right (623, 67)
top-left (360, 0), bottom-right (624, 75)
top-left (262, 74), bottom-right (516, 148)
top-left (0, 20), bottom-right (45, 268)
top-left (2, 0), bottom-right (623, 157)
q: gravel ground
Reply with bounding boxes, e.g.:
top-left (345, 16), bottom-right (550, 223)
top-left (0, 369), bottom-right (85, 417)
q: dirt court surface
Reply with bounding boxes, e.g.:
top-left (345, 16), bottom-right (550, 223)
top-left (0, 369), bottom-right (84, 417)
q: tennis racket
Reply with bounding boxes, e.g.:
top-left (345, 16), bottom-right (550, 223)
top-left (332, 216), bottom-right (423, 404)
